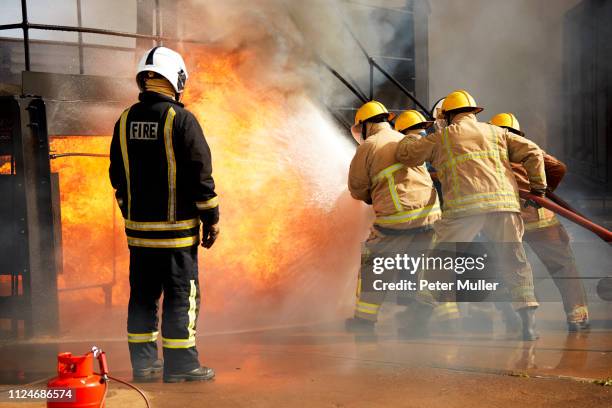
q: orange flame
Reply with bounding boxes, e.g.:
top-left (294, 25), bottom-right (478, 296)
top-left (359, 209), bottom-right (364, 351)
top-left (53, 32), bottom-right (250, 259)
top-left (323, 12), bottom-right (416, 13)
top-left (51, 46), bottom-right (368, 331)
top-left (0, 159), bottom-right (11, 174)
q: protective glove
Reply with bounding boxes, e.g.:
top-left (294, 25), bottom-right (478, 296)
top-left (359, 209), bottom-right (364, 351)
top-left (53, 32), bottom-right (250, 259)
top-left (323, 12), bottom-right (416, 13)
top-left (523, 198), bottom-right (542, 210)
top-left (115, 192), bottom-right (127, 218)
top-left (201, 223), bottom-right (219, 248)
top-left (530, 188), bottom-right (547, 197)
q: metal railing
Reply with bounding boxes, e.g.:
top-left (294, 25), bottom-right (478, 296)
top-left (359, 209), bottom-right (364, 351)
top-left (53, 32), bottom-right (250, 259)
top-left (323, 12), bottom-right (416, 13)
top-left (2, 0), bottom-right (431, 119)
top-left (320, 14), bottom-right (433, 121)
top-left (0, 0), bottom-right (208, 73)
top-left (48, 151), bottom-right (116, 308)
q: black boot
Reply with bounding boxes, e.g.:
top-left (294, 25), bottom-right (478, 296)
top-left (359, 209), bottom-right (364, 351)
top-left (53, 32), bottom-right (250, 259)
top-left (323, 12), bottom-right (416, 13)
top-left (133, 359), bottom-right (163, 382)
top-left (497, 302), bottom-right (521, 337)
top-left (518, 307), bottom-right (539, 341)
top-left (345, 317), bottom-right (375, 334)
top-left (164, 366), bottom-right (215, 383)
top-left (397, 304), bottom-right (433, 339)
top-left (567, 318), bottom-right (590, 332)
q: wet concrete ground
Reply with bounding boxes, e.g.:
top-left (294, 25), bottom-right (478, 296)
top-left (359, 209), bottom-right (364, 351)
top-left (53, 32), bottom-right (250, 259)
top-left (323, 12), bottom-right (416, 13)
top-left (1, 312), bottom-right (611, 408)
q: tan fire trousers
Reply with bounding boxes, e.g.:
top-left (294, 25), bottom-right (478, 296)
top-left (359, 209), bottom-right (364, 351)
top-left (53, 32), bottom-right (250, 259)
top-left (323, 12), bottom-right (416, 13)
top-left (419, 212), bottom-right (539, 310)
top-left (355, 227), bottom-right (434, 322)
top-left (525, 223), bottom-right (588, 322)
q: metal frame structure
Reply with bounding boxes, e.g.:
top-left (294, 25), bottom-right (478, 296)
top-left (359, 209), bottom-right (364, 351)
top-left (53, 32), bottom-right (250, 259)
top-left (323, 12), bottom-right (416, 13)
top-left (0, 1), bottom-right (164, 329)
top-left (0, 96), bottom-right (59, 338)
top-left (0, 0), bottom-right (203, 73)
top-left (318, 1), bottom-right (433, 130)
top-left (1, 0), bottom-right (431, 117)
top-left (563, 0), bottom-right (612, 192)
top-left (321, 54), bottom-right (430, 116)
top-left (0, 1), bottom-right (433, 333)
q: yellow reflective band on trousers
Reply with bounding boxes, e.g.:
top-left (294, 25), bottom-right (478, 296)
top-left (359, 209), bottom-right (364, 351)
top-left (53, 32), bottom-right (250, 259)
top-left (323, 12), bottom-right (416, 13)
top-left (187, 280), bottom-right (197, 339)
top-left (127, 236), bottom-right (199, 248)
top-left (525, 209), bottom-right (559, 231)
top-left (356, 301), bottom-right (380, 315)
top-left (568, 305), bottom-right (589, 322)
top-left (164, 107), bottom-right (177, 222)
top-left (433, 302), bottom-right (460, 321)
top-left (128, 331), bottom-right (159, 343)
top-left (119, 108), bottom-right (131, 219)
top-left (163, 280), bottom-right (197, 349)
top-left (375, 203), bottom-right (441, 225)
top-left (162, 337), bottom-right (196, 349)
top-left (125, 218), bottom-right (199, 231)
top-left (196, 196), bottom-right (219, 210)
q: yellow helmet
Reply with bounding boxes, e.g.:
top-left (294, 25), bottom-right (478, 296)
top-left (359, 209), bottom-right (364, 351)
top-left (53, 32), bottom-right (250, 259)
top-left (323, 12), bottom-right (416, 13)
top-left (394, 110), bottom-right (433, 133)
top-left (441, 90), bottom-right (483, 114)
top-left (489, 112), bottom-right (523, 136)
top-left (354, 100), bottom-right (395, 125)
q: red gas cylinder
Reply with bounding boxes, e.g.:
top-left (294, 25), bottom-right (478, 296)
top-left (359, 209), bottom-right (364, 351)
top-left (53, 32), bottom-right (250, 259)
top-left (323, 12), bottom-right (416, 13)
top-left (47, 349), bottom-right (108, 408)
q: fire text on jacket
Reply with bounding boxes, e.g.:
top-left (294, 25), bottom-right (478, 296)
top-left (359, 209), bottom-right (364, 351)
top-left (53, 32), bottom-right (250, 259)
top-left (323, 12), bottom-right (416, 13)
top-left (130, 121), bottom-right (159, 140)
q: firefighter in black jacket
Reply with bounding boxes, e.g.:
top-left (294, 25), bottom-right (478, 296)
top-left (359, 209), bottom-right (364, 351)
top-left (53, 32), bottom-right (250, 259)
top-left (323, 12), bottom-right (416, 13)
top-left (109, 46), bottom-right (219, 383)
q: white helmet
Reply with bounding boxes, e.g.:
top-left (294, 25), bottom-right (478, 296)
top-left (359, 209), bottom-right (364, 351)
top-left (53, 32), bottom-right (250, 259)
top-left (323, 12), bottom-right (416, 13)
top-left (431, 97), bottom-right (445, 120)
top-left (136, 46), bottom-right (189, 94)
top-left (431, 97), bottom-right (447, 131)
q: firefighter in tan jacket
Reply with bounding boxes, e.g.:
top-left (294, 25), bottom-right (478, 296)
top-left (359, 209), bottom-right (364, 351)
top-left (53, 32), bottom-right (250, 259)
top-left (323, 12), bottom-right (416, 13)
top-left (395, 90), bottom-right (545, 341)
top-left (396, 111), bottom-right (461, 333)
top-left (490, 113), bottom-right (589, 332)
top-left (346, 102), bottom-right (442, 334)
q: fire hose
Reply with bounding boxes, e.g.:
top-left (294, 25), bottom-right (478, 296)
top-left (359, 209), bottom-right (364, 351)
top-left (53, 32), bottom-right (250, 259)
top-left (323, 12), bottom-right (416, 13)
top-left (519, 190), bottom-right (612, 243)
top-left (428, 171), bottom-right (612, 242)
top-left (546, 191), bottom-right (588, 219)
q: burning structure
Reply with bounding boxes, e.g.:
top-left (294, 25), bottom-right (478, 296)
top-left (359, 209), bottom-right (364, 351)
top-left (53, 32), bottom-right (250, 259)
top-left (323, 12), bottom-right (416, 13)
top-left (0, 0), bottom-right (611, 406)
top-left (0, 0), bottom-right (432, 338)
top-left (0, 0), bottom-right (610, 337)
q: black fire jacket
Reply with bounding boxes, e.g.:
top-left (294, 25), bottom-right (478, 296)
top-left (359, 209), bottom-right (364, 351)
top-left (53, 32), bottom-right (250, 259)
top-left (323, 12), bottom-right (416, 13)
top-left (109, 92), bottom-right (219, 249)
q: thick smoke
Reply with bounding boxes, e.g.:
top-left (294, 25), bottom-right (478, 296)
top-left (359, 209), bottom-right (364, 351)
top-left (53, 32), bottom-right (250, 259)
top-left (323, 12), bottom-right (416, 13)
top-left (427, 0), bottom-right (612, 323)
top-left (428, 0), bottom-right (580, 150)
top-left (161, 0), bottom-right (401, 332)
top-left (37, 0), bottom-right (404, 340)
top-left (180, 0), bottom-right (404, 107)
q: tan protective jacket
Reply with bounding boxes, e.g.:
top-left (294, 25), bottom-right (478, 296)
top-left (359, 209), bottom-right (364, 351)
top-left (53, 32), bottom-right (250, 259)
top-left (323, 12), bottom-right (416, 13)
top-left (513, 152), bottom-right (565, 231)
top-left (348, 122), bottom-right (441, 230)
top-left (396, 113), bottom-right (546, 218)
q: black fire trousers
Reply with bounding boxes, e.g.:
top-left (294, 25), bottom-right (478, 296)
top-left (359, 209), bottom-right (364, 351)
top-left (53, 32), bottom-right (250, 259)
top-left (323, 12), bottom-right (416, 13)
top-left (127, 245), bottom-right (201, 374)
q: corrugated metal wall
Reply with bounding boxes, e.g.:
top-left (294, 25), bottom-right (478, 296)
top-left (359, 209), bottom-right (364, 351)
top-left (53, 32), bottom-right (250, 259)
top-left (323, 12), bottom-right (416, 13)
top-left (563, 0), bottom-right (612, 191)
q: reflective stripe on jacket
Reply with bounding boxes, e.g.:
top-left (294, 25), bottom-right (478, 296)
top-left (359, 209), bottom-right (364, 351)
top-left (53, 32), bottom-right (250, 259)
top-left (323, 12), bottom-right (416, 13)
top-left (395, 113), bottom-right (546, 219)
top-left (109, 92), bottom-right (219, 248)
top-left (348, 123), bottom-right (441, 230)
top-left (513, 152), bottom-right (565, 231)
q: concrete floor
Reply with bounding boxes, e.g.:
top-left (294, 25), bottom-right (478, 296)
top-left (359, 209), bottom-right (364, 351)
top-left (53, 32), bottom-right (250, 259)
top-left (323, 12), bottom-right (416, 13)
top-left (1, 319), bottom-right (612, 408)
